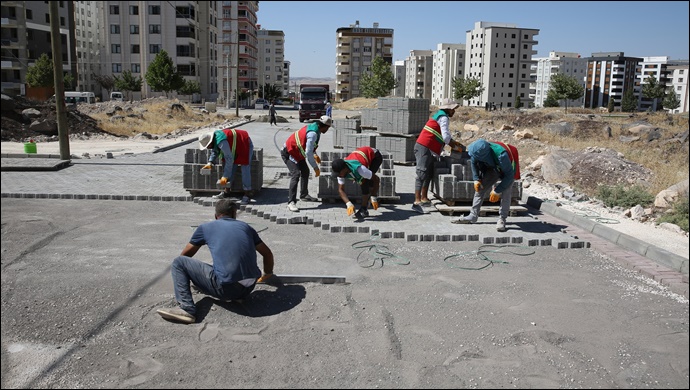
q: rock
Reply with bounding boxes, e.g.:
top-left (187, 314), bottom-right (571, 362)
top-left (545, 121), bottom-right (572, 136)
top-left (513, 129), bottom-right (533, 139)
top-left (654, 179), bottom-right (689, 208)
top-left (1, 94), bottom-right (15, 111)
top-left (658, 222), bottom-right (685, 235)
top-left (464, 123), bottom-right (480, 131)
top-left (22, 108), bottom-right (42, 121)
top-left (29, 119), bottom-right (57, 135)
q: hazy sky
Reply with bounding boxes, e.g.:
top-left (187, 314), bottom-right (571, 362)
top-left (255, 1), bottom-right (689, 78)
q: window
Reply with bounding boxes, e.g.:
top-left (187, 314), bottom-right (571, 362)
top-left (511, 44), bottom-right (515, 48)
top-left (148, 5), bottom-right (161, 14)
top-left (110, 5), bottom-right (119, 14)
top-left (129, 5), bottom-right (138, 15)
top-left (149, 25), bottom-right (161, 34)
top-left (26, 9), bottom-right (32, 19)
top-left (149, 44), bottom-right (161, 54)
top-left (112, 63), bottom-right (122, 72)
top-left (45, 13), bottom-right (50, 23)
top-left (111, 44), bottom-right (121, 53)
top-left (511, 34), bottom-right (516, 38)
top-left (131, 44), bottom-right (140, 54)
top-left (176, 44), bottom-right (194, 57)
top-left (110, 25), bottom-right (120, 34)
top-left (130, 25), bottom-right (139, 34)
top-left (132, 63), bottom-right (141, 73)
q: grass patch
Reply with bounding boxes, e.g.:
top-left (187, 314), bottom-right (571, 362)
top-left (657, 198), bottom-right (689, 232)
top-left (596, 184), bottom-right (654, 208)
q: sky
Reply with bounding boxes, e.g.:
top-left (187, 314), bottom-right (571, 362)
top-left (255, 1), bottom-right (690, 78)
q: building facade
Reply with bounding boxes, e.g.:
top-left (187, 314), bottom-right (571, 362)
top-left (404, 50), bottom-right (433, 99)
top-left (431, 43), bottom-right (465, 106)
top-left (74, 1), bottom-right (103, 97)
top-left (464, 21), bottom-right (539, 108)
top-left (392, 60), bottom-right (405, 97)
top-left (666, 61), bottom-right (689, 114)
top-left (531, 51), bottom-right (587, 108)
top-left (257, 27), bottom-right (286, 99)
top-left (335, 20), bottom-right (393, 102)
top-left (584, 52), bottom-right (642, 110)
top-left (1, 1), bottom-right (77, 97)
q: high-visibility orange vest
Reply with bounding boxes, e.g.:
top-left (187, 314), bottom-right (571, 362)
top-left (285, 123), bottom-right (320, 162)
top-left (416, 110), bottom-right (447, 155)
top-left (215, 128), bottom-right (251, 165)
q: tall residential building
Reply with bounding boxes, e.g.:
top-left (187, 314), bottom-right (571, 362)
top-left (637, 56), bottom-right (683, 112)
top-left (531, 51), bottom-right (587, 108)
top-left (667, 60), bottom-right (689, 114)
top-left (197, 2), bottom-right (220, 102)
top-left (74, 1), bottom-right (103, 96)
top-left (404, 50), bottom-right (432, 99)
top-left (584, 52), bottom-right (642, 110)
top-left (392, 60), bottom-right (405, 97)
top-left (1, 1), bottom-right (77, 97)
top-left (465, 21), bottom-right (539, 108)
top-left (257, 27), bottom-right (286, 98)
top-left (281, 60), bottom-right (290, 98)
top-left (431, 43), bottom-right (465, 106)
top-left (335, 20), bottom-right (393, 102)
top-left (219, 1), bottom-right (258, 107)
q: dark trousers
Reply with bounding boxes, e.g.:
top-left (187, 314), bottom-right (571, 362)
top-left (281, 147), bottom-right (310, 203)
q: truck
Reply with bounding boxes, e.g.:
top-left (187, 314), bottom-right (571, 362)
top-left (298, 84), bottom-right (330, 122)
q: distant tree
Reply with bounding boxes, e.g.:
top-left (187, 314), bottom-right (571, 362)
top-left (145, 50), bottom-right (184, 97)
top-left (63, 72), bottom-right (75, 91)
top-left (259, 83), bottom-right (283, 102)
top-left (93, 73), bottom-right (115, 95)
top-left (621, 89), bottom-right (638, 112)
top-left (26, 53), bottom-right (54, 87)
top-left (662, 91), bottom-right (681, 112)
top-left (641, 75), bottom-right (666, 111)
top-left (114, 70), bottom-right (143, 100)
top-left (607, 97), bottom-right (615, 113)
top-left (176, 79), bottom-right (201, 101)
top-left (452, 76), bottom-right (484, 105)
top-left (514, 95), bottom-right (521, 109)
top-left (359, 56), bottom-right (396, 98)
top-left (543, 90), bottom-right (560, 107)
top-left (548, 73), bottom-right (584, 113)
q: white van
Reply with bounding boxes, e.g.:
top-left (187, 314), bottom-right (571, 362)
top-left (57, 91), bottom-right (96, 104)
top-left (110, 91), bottom-right (124, 101)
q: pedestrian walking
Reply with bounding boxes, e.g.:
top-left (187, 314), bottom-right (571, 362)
top-left (280, 115), bottom-right (332, 212)
top-left (269, 102), bottom-right (278, 126)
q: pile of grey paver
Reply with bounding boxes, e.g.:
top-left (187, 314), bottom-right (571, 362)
top-left (182, 148), bottom-right (264, 196)
top-left (316, 151), bottom-right (399, 203)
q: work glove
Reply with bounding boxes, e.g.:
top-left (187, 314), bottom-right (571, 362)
top-left (474, 180), bottom-right (483, 192)
top-left (314, 168), bottom-right (321, 177)
top-left (346, 201), bottom-right (355, 216)
top-left (219, 177), bottom-right (228, 186)
top-left (257, 273), bottom-right (274, 283)
top-left (453, 143), bottom-right (465, 153)
top-left (370, 196), bottom-right (379, 210)
top-left (200, 163), bottom-right (212, 175)
top-left (489, 191), bottom-right (501, 203)
top-left (314, 154), bottom-right (321, 164)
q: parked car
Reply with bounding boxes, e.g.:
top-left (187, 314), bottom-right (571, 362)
top-left (254, 98), bottom-right (269, 109)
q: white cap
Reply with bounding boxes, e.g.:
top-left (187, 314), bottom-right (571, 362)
top-left (198, 131), bottom-right (214, 149)
top-left (318, 115), bottom-right (332, 126)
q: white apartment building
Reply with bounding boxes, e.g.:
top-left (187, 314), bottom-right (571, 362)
top-left (282, 60), bottom-right (291, 98)
top-left (257, 27), bottom-right (286, 99)
top-left (431, 43), bottom-right (465, 106)
top-left (404, 50), bottom-right (432, 99)
top-left (531, 51), bottom-right (587, 108)
top-left (392, 60), bottom-right (405, 97)
top-left (74, 1), bottom-right (103, 96)
top-left (335, 21), bottom-right (394, 102)
top-left (464, 21), bottom-right (538, 108)
top-left (667, 61), bottom-right (689, 113)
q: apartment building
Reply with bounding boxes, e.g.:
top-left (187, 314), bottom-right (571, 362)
top-left (584, 52), bottom-right (642, 110)
top-left (281, 60), bottom-right (290, 98)
top-left (666, 61), bottom-right (689, 114)
top-left (404, 50), bottom-right (432, 99)
top-left (218, 1), bottom-right (258, 107)
top-left (335, 20), bottom-right (393, 102)
top-left (531, 51), bottom-right (587, 108)
top-left (431, 43), bottom-right (465, 106)
top-left (464, 21), bottom-right (539, 108)
top-left (197, 2), bottom-right (220, 102)
top-left (1, 1), bottom-right (77, 97)
top-left (392, 60), bottom-right (405, 97)
top-left (257, 27), bottom-right (286, 98)
top-left (73, 1), bottom-right (102, 96)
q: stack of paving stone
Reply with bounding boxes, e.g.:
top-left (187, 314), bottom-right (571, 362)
top-left (316, 150), bottom-right (399, 203)
top-left (360, 97), bottom-right (430, 164)
top-left (331, 118), bottom-right (361, 149)
top-left (182, 148), bottom-right (263, 196)
top-left (432, 150), bottom-right (522, 203)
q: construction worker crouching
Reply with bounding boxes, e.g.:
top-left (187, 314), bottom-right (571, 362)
top-left (331, 146), bottom-right (383, 220)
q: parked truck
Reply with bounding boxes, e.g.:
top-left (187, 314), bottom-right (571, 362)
top-left (298, 84), bottom-right (330, 122)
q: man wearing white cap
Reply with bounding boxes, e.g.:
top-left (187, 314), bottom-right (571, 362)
top-left (412, 98), bottom-right (465, 213)
top-left (199, 128), bottom-right (254, 204)
top-left (280, 115), bottom-right (332, 212)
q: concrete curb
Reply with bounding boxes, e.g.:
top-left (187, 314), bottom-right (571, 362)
top-left (524, 195), bottom-right (689, 275)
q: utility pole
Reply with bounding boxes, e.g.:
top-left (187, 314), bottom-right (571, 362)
top-left (226, 54), bottom-right (231, 109)
top-left (235, 31), bottom-right (239, 117)
top-left (49, 1), bottom-right (70, 160)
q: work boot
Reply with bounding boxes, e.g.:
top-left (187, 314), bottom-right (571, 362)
top-left (300, 194), bottom-right (319, 202)
top-left (156, 307), bottom-right (195, 324)
top-left (354, 208), bottom-right (369, 219)
top-left (240, 195), bottom-right (250, 205)
top-left (496, 218), bottom-right (507, 232)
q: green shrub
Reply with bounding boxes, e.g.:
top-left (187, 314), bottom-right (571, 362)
top-left (597, 184), bottom-right (654, 208)
top-left (657, 197), bottom-right (689, 232)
